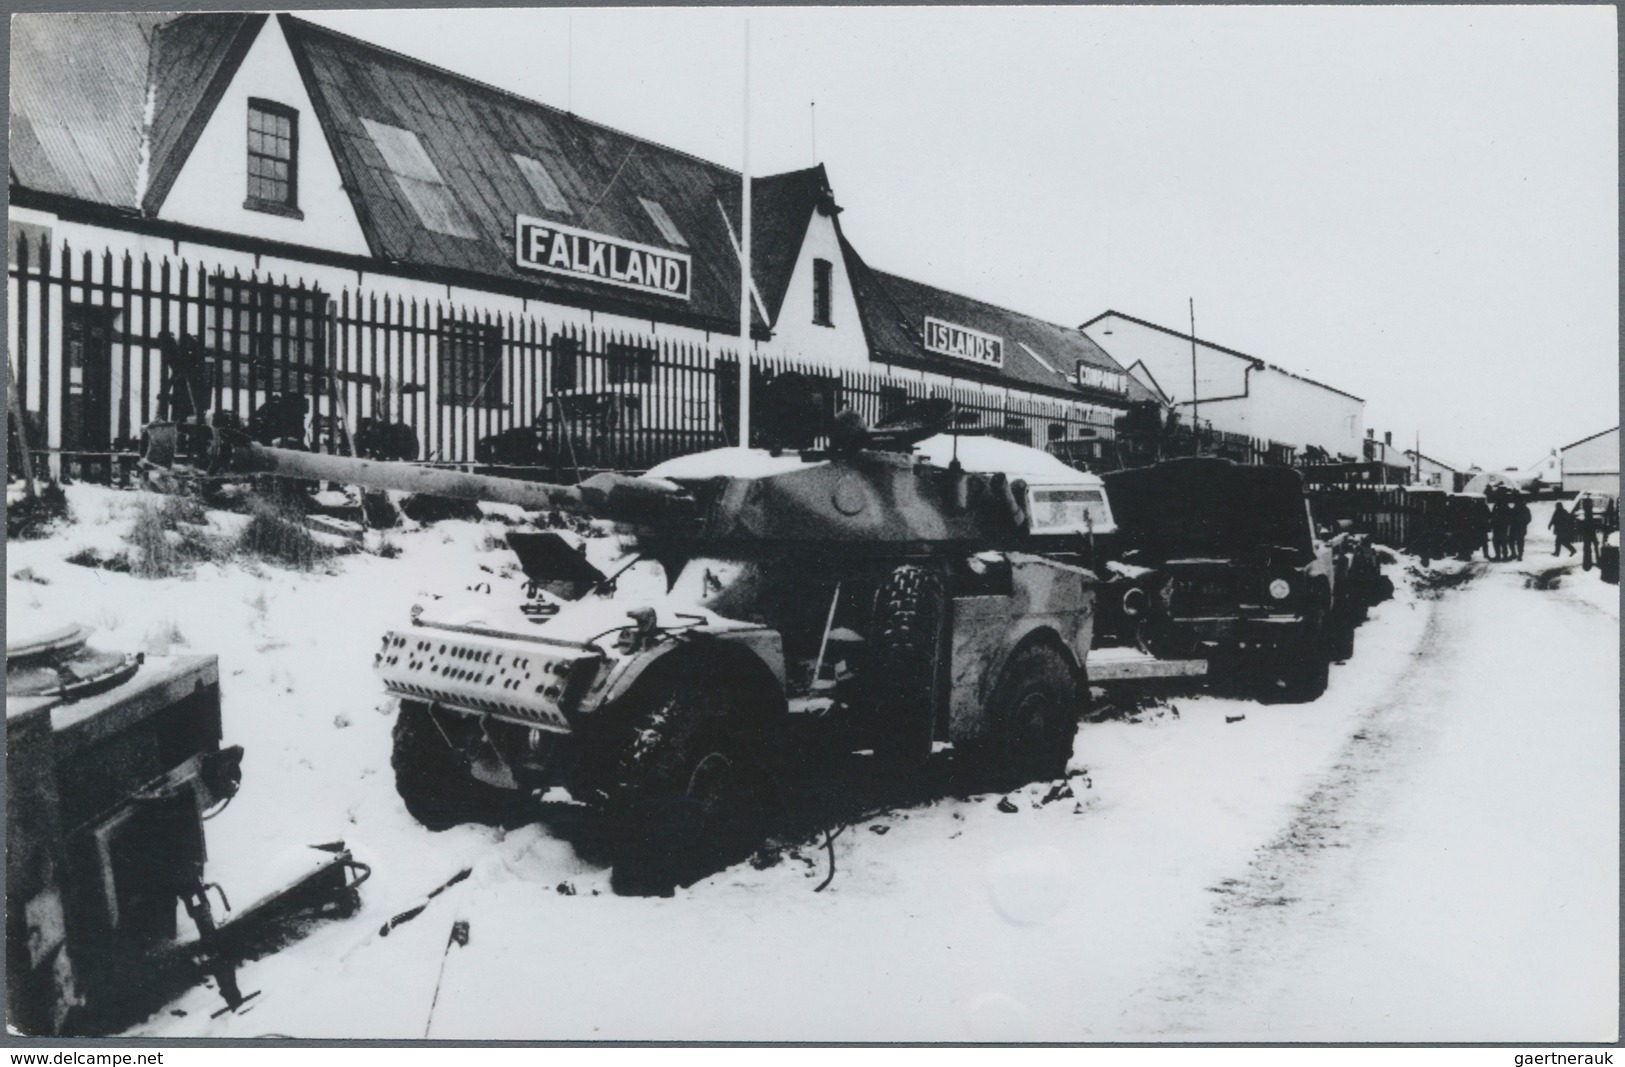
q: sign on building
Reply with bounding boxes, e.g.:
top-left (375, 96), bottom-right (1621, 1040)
top-left (514, 215), bottom-right (691, 300)
top-left (1075, 364), bottom-right (1128, 395)
top-left (923, 317), bottom-right (1003, 368)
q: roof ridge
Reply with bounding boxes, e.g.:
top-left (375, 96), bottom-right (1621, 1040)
top-left (870, 266), bottom-right (1090, 340)
top-left (1561, 426), bottom-right (1618, 452)
top-left (279, 14), bottom-right (749, 179)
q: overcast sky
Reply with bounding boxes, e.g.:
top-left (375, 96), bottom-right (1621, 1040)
top-left (305, 5), bottom-right (1617, 470)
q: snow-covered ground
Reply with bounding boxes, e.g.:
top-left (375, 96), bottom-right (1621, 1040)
top-left (5, 489), bottom-right (1617, 1041)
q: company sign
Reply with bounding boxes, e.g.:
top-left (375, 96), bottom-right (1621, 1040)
top-left (923, 317), bottom-right (1003, 368)
top-left (514, 215), bottom-right (691, 300)
top-left (1075, 364), bottom-right (1128, 395)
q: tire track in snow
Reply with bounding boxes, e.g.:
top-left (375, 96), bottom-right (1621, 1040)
top-left (1121, 565), bottom-right (1476, 1035)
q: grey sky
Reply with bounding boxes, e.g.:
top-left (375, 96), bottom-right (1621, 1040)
top-left (306, 5), bottom-right (1617, 471)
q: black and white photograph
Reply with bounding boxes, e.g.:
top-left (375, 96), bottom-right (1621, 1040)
top-left (4, 4), bottom-right (1618, 1044)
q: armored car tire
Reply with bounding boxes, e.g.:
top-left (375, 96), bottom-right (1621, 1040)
top-left (963, 642), bottom-right (1081, 792)
top-left (605, 676), bottom-right (776, 894)
top-left (391, 700), bottom-right (523, 831)
top-left (870, 564), bottom-right (947, 772)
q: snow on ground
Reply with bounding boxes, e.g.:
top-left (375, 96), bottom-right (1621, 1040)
top-left (5, 485), bottom-right (1617, 1041)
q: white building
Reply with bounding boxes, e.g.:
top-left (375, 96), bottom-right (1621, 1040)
top-left (1079, 310), bottom-right (1365, 461)
top-left (1561, 427), bottom-right (1619, 498)
top-left (9, 13), bottom-right (1136, 473)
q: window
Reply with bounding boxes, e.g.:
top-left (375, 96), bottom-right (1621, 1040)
top-left (207, 278), bottom-right (327, 393)
top-left (438, 318), bottom-right (503, 407)
top-left (512, 154), bottom-right (570, 213)
top-left (246, 100), bottom-right (299, 216)
top-left (549, 335), bottom-right (579, 391)
top-left (361, 118), bottom-right (475, 238)
top-left (812, 258), bottom-right (833, 327)
top-left (605, 341), bottom-right (655, 385)
top-left (879, 385), bottom-right (909, 422)
top-left (638, 197), bottom-right (687, 246)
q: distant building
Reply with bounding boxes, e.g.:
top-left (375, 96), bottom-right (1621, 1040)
top-left (1518, 449), bottom-right (1562, 488)
top-left (1403, 448), bottom-right (1460, 490)
top-left (1561, 427), bottom-right (1619, 497)
top-left (1079, 310), bottom-right (1364, 464)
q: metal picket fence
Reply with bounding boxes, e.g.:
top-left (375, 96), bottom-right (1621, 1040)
top-left (8, 237), bottom-right (1117, 483)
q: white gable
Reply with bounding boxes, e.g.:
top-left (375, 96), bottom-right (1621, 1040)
top-left (770, 211), bottom-right (868, 368)
top-left (156, 17), bottom-right (370, 256)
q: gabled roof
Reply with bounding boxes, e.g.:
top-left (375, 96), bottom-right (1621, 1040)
top-left (1081, 308), bottom-right (1364, 404)
top-left (143, 14), bottom-right (267, 215)
top-left (1403, 449), bottom-right (1457, 473)
top-left (715, 165), bottom-right (838, 324)
top-left (839, 240), bottom-right (1146, 405)
top-left (278, 14), bottom-right (810, 332)
top-left (10, 13), bottom-right (171, 209)
top-left (1562, 426), bottom-right (1618, 452)
top-left (11, 13), bottom-right (824, 336)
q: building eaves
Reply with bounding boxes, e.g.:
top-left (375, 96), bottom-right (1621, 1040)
top-left (1561, 426), bottom-right (1619, 452)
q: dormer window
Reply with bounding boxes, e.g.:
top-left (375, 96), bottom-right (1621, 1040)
top-left (245, 99), bottom-right (301, 218)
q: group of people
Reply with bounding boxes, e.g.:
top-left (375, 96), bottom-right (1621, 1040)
top-left (1483, 487), bottom-right (1534, 561)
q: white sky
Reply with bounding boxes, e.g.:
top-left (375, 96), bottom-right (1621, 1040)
top-left (304, 5), bottom-right (1618, 471)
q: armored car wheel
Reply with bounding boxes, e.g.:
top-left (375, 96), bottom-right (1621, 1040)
top-left (606, 679), bottom-right (774, 894)
top-left (964, 642), bottom-right (1080, 791)
top-left (870, 564), bottom-right (946, 772)
top-left (391, 700), bottom-right (522, 831)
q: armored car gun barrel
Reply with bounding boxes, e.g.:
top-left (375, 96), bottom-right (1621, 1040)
top-left (139, 420), bottom-right (697, 528)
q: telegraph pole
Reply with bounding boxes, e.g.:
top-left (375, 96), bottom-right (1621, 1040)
top-left (737, 19), bottom-right (753, 448)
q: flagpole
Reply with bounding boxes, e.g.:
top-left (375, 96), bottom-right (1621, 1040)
top-left (737, 18), bottom-right (753, 449)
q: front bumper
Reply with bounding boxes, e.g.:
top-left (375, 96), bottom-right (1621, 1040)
top-left (1164, 611), bottom-right (1312, 654)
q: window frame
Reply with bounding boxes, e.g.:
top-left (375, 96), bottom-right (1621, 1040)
top-left (437, 317), bottom-right (505, 408)
top-left (812, 257), bottom-right (833, 327)
top-left (244, 98), bottom-right (302, 219)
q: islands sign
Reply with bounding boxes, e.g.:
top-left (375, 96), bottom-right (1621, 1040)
top-left (923, 317), bottom-right (1003, 368)
top-left (514, 215), bottom-right (691, 300)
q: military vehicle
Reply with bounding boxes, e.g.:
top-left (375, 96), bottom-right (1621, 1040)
top-left (1093, 457), bottom-right (1372, 702)
top-left (5, 625), bottom-right (368, 1033)
top-left (142, 402), bottom-right (1116, 879)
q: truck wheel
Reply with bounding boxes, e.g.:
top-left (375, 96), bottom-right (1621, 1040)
top-left (606, 680), bottom-right (773, 894)
top-left (870, 564), bottom-right (946, 772)
top-left (1256, 608), bottom-right (1331, 704)
top-left (965, 643), bottom-right (1080, 791)
top-left (391, 701), bottom-right (520, 831)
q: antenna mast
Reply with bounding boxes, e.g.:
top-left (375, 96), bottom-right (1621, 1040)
top-left (1189, 298), bottom-right (1200, 454)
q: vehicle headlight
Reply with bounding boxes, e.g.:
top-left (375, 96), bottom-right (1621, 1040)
top-left (1268, 578), bottom-right (1292, 601)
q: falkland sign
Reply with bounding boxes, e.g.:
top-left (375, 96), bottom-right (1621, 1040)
top-left (514, 215), bottom-right (691, 300)
top-left (923, 316), bottom-right (1003, 368)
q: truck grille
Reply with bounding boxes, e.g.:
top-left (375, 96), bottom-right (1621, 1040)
top-left (1170, 572), bottom-right (1239, 617)
top-left (374, 631), bottom-right (598, 732)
